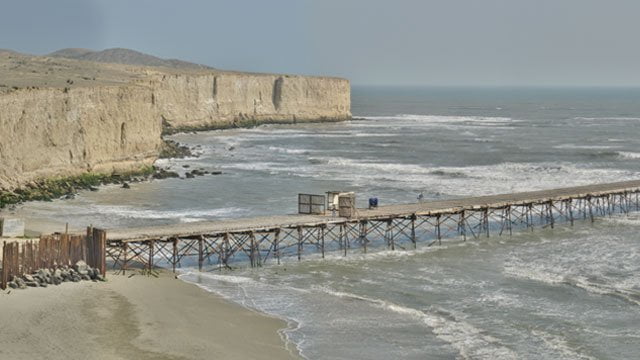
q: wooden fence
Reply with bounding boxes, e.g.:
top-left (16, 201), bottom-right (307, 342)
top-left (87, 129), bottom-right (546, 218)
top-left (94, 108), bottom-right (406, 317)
top-left (1, 227), bottom-right (107, 290)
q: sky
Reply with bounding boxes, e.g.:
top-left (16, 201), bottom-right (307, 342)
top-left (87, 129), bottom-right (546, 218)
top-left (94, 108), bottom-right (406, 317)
top-left (1, 0), bottom-right (640, 86)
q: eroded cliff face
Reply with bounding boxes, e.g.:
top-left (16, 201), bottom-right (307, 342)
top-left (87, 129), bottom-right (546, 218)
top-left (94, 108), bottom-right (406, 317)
top-left (0, 86), bottom-right (162, 190)
top-left (0, 69), bottom-right (351, 190)
top-left (150, 72), bottom-right (351, 131)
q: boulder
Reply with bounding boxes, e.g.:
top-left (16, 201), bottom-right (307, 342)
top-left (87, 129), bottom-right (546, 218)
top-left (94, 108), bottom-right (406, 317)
top-left (74, 260), bottom-right (89, 275)
top-left (88, 268), bottom-right (98, 280)
top-left (38, 268), bottom-right (51, 277)
top-left (23, 274), bottom-right (35, 282)
top-left (81, 274), bottom-right (91, 281)
top-left (15, 278), bottom-right (27, 289)
top-left (8, 281), bottom-right (18, 289)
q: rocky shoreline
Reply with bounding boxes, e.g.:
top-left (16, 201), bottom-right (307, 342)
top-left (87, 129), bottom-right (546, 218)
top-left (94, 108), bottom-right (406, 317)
top-left (0, 139), bottom-right (222, 209)
top-left (0, 168), bottom-right (153, 209)
top-left (6, 260), bottom-right (105, 290)
top-left (161, 116), bottom-right (348, 135)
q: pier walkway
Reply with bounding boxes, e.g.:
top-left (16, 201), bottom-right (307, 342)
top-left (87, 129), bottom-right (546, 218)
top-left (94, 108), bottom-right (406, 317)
top-left (104, 180), bottom-right (640, 273)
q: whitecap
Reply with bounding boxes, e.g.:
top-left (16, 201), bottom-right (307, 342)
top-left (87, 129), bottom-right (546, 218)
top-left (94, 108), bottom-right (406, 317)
top-left (573, 117), bottom-right (640, 121)
top-left (531, 329), bottom-right (597, 360)
top-left (313, 286), bottom-right (518, 360)
top-left (618, 151), bottom-right (640, 159)
top-left (553, 144), bottom-right (618, 150)
top-left (87, 204), bottom-right (245, 221)
top-left (267, 146), bottom-right (313, 155)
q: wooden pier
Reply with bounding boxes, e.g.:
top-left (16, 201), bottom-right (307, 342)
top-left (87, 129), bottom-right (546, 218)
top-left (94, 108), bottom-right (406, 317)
top-left (104, 180), bottom-right (640, 273)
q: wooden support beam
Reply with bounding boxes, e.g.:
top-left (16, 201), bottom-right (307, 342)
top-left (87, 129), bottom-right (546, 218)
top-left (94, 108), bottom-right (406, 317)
top-left (222, 232), bottom-right (230, 269)
top-left (527, 204), bottom-right (533, 231)
top-left (320, 225), bottom-right (325, 258)
top-left (340, 223), bottom-right (347, 256)
top-left (460, 210), bottom-right (466, 242)
top-left (483, 208), bottom-right (489, 238)
top-left (361, 221), bottom-right (368, 253)
top-left (149, 240), bottom-right (155, 271)
top-left (387, 220), bottom-right (394, 251)
top-left (568, 199), bottom-right (574, 226)
top-left (123, 242), bottom-right (128, 276)
top-left (274, 229), bottom-right (281, 265)
top-left (411, 214), bottom-right (417, 248)
top-left (297, 226), bottom-right (303, 261)
top-left (436, 214), bottom-right (442, 245)
top-left (507, 205), bottom-right (512, 236)
top-left (198, 236), bottom-right (204, 271)
top-left (624, 191), bottom-right (630, 215)
top-left (249, 231), bottom-right (256, 267)
top-left (172, 238), bottom-right (178, 273)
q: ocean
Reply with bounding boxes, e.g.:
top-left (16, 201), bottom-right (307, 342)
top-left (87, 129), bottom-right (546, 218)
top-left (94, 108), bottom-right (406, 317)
top-left (10, 86), bottom-right (640, 359)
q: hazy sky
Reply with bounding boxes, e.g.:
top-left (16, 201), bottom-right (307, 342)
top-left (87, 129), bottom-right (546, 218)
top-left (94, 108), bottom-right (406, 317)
top-left (2, 0), bottom-right (640, 86)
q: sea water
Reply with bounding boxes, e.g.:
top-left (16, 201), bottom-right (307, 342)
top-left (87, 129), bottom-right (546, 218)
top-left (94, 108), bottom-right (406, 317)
top-left (9, 87), bottom-right (640, 359)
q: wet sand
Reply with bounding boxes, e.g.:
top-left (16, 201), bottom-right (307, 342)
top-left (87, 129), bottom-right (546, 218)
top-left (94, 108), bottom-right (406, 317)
top-left (0, 270), bottom-right (299, 359)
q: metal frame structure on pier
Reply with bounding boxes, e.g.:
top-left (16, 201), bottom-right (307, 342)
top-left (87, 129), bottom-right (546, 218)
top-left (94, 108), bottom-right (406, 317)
top-left (103, 180), bottom-right (640, 273)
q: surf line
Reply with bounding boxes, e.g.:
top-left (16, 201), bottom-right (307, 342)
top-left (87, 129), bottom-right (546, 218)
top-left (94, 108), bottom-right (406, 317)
top-left (103, 180), bottom-right (640, 273)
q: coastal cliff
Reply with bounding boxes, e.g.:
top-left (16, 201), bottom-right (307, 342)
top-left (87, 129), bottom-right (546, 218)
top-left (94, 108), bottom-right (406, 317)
top-left (152, 72), bottom-right (350, 132)
top-left (0, 51), bottom-right (351, 192)
top-left (0, 85), bottom-right (162, 190)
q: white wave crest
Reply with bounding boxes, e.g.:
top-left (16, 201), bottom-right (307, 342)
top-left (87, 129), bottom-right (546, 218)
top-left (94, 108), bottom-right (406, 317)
top-left (314, 287), bottom-right (518, 359)
top-left (503, 265), bottom-right (565, 285)
top-left (618, 151), bottom-right (640, 159)
top-left (221, 157), bottom-right (639, 198)
top-left (573, 117), bottom-right (640, 121)
top-left (553, 144), bottom-right (618, 150)
top-left (504, 264), bottom-right (640, 306)
top-left (531, 329), bottom-right (597, 360)
top-left (364, 114), bottom-right (515, 124)
top-left (88, 205), bottom-right (245, 222)
top-left (267, 146), bottom-right (312, 155)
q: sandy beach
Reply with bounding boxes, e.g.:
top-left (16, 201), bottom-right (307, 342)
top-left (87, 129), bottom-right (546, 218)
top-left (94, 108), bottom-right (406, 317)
top-left (0, 270), bottom-right (299, 360)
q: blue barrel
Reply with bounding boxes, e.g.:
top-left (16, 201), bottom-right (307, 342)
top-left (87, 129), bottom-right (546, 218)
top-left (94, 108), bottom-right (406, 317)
top-left (369, 197), bottom-right (379, 208)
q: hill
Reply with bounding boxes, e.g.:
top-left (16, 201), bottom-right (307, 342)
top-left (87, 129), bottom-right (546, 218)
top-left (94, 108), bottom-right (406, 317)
top-left (48, 47), bottom-right (213, 70)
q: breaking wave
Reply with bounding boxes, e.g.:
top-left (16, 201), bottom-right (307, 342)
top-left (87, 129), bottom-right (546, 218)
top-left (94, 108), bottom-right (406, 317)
top-left (314, 287), bottom-right (518, 360)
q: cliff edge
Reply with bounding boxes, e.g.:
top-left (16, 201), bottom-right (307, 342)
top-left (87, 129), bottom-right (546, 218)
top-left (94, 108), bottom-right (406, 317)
top-left (0, 49), bottom-right (351, 191)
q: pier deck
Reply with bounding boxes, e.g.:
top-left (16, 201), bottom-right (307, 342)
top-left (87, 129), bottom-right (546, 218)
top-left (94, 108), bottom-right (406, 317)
top-left (104, 180), bottom-right (640, 273)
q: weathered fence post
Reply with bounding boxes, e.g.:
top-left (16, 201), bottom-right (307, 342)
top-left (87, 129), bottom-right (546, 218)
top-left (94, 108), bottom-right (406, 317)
top-left (1, 241), bottom-right (7, 290)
